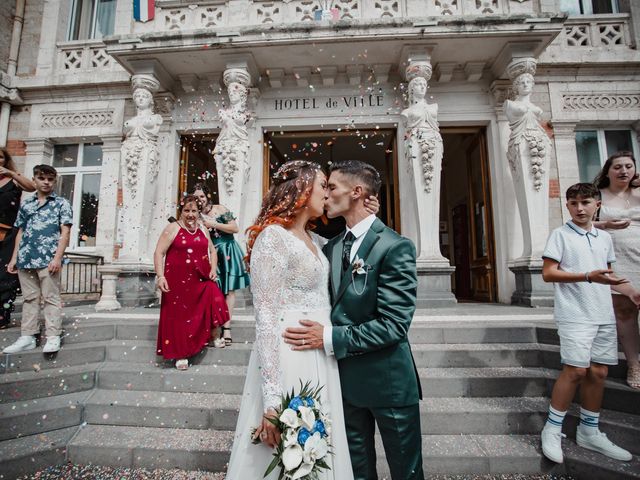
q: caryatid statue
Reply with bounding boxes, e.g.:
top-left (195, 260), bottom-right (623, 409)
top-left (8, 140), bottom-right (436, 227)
top-left (504, 58), bottom-right (551, 261)
top-left (119, 74), bottom-right (163, 263)
top-left (213, 68), bottom-right (251, 220)
top-left (401, 61), bottom-right (447, 263)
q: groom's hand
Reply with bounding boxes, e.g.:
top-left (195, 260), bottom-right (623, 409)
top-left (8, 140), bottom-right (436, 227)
top-left (283, 320), bottom-right (324, 351)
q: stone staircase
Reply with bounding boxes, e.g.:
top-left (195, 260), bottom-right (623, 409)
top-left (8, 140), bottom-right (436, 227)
top-left (1, 310), bottom-right (639, 479)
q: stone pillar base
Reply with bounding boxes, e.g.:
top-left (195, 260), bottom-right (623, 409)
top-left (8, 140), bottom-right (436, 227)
top-left (509, 260), bottom-right (554, 307)
top-left (416, 261), bottom-right (457, 308)
top-left (113, 262), bottom-right (157, 308)
top-left (95, 265), bottom-right (122, 311)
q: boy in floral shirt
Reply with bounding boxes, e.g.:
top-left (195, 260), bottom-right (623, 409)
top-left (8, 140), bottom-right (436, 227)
top-left (3, 165), bottom-right (72, 354)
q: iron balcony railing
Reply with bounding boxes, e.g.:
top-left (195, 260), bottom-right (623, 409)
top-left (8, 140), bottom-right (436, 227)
top-left (61, 252), bottom-right (104, 295)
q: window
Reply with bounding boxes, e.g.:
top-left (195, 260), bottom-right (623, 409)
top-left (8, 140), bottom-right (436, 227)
top-left (53, 143), bottom-right (103, 249)
top-left (560, 0), bottom-right (619, 15)
top-left (68, 0), bottom-right (116, 41)
top-left (576, 129), bottom-right (638, 183)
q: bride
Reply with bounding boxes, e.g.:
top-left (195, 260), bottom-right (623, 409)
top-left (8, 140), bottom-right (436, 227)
top-left (226, 161), bottom-right (376, 479)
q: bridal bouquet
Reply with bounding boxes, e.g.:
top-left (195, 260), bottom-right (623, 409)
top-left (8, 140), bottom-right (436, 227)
top-left (252, 382), bottom-right (332, 479)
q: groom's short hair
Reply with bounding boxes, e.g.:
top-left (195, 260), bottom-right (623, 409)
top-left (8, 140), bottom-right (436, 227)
top-left (329, 160), bottom-right (381, 196)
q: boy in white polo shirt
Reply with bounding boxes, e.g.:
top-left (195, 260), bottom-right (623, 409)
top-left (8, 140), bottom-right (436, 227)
top-left (541, 183), bottom-right (638, 464)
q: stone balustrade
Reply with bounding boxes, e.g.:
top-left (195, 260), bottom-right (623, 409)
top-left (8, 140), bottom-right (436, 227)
top-left (56, 41), bottom-right (124, 74)
top-left (562, 14), bottom-right (631, 48)
top-left (132, 0), bottom-right (539, 34)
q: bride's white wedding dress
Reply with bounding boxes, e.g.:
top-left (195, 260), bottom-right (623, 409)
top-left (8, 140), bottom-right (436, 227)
top-left (226, 225), bottom-right (354, 480)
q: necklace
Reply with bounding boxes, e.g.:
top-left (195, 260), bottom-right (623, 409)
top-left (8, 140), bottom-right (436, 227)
top-left (179, 221), bottom-right (198, 235)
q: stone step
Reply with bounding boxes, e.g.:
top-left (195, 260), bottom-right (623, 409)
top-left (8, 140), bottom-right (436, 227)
top-left (0, 426), bottom-right (78, 480)
top-left (83, 389), bottom-right (239, 431)
top-left (104, 339), bottom-right (552, 369)
top-left (0, 391), bottom-right (88, 441)
top-left (81, 390), bottom-right (640, 452)
top-left (0, 363), bottom-right (98, 403)
top-left (0, 341), bottom-right (107, 374)
top-left (65, 424), bottom-right (640, 478)
top-left (99, 320), bottom-right (540, 345)
top-left (0, 322), bottom-right (117, 349)
top-left (67, 424), bottom-right (233, 471)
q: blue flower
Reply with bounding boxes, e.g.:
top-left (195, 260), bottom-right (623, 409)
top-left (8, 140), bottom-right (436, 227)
top-left (304, 397), bottom-right (314, 408)
top-left (297, 427), bottom-right (311, 446)
top-left (288, 396), bottom-right (304, 411)
top-left (313, 419), bottom-right (326, 437)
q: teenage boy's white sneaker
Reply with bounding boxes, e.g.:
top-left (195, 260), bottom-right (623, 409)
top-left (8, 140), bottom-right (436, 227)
top-left (541, 427), bottom-right (565, 463)
top-left (42, 336), bottom-right (61, 354)
top-left (2, 336), bottom-right (36, 354)
top-left (577, 428), bottom-right (632, 461)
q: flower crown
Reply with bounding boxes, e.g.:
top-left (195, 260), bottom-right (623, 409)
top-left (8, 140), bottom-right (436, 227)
top-left (273, 161), bottom-right (321, 185)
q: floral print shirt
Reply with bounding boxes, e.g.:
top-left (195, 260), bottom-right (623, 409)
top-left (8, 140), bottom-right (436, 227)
top-left (14, 192), bottom-right (73, 269)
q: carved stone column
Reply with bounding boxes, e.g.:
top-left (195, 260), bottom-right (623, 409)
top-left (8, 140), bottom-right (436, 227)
top-left (399, 56), bottom-right (456, 307)
top-left (113, 74), bottom-right (163, 306)
top-left (213, 68), bottom-right (252, 220)
top-left (503, 58), bottom-right (554, 307)
top-left (552, 121), bottom-right (579, 223)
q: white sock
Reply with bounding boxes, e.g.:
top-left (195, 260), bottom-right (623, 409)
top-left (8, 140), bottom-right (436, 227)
top-left (544, 405), bottom-right (566, 434)
top-left (579, 407), bottom-right (600, 435)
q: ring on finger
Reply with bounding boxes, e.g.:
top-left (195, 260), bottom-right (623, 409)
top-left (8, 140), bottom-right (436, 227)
top-left (301, 338), bottom-right (306, 346)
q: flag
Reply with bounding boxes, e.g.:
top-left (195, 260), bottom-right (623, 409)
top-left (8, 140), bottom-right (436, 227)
top-left (133, 0), bottom-right (155, 22)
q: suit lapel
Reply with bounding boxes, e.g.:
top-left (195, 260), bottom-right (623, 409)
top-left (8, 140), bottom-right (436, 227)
top-left (333, 219), bottom-right (384, 305)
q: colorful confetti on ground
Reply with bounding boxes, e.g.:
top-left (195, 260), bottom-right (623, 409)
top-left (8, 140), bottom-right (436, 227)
top-left (18, 466), bottom-right (574, 480)
top-left (18, 464), bottom-right (226, 480)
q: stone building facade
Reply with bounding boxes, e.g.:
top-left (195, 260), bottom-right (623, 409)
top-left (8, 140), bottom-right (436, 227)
top-left (1, 0), bottom-right (639, 308)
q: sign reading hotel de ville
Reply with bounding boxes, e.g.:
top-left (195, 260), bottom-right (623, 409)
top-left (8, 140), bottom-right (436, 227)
top-left (273, 94), bottom-right (386, 111)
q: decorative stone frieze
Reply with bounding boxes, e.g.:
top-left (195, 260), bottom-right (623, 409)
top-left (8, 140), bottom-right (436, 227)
top-left (40, 110), bottom-right (114, 129)
top-left (562, 94), bottom-right (640, 111)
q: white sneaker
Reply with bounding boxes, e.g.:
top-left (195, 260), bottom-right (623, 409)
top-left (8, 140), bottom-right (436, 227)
top-left (2, 335), bottom-right (36, 354)
top-left (42, 336), bottom-right (61, 354)
top-left (541, 427), bottom-right (565, 463)
top-left (577, 427), bottom-right (632, 461)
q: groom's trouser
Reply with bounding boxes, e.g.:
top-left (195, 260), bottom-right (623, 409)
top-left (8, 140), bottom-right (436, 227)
top-left (343, 400), bottom-right (424, 480)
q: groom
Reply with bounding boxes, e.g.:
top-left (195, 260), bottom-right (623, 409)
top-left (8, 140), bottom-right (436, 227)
top-left (284, 160), bottom-right (424, 480)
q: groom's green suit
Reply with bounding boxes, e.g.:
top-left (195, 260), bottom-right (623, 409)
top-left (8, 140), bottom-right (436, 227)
top-left (323, 217), bottom-right (424, 480)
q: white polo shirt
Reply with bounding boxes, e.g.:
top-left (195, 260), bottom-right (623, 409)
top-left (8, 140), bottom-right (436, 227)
top-left (543, 221), bottom-right (616, 325)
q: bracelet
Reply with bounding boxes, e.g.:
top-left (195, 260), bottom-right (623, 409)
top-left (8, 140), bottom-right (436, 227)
top-left (585, 272), bottom-right (592, 283)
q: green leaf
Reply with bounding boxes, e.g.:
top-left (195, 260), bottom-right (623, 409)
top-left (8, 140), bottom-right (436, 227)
top-left (264, 453), bottom-right (281, 477)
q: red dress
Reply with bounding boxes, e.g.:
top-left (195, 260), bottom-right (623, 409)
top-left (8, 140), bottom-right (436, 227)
top-left (156, 227), bottom-right (229, 360)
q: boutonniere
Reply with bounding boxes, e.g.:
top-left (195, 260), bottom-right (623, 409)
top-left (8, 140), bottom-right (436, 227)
top-left (351, 255), bottom-right (371, 275)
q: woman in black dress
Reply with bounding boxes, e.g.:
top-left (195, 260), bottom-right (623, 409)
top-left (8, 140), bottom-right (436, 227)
top-left (0, 148), bottom-right (35, 328)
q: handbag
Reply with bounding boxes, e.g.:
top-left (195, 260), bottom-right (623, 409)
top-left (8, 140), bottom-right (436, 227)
top-left (0, 223), bottom-right (12, 242)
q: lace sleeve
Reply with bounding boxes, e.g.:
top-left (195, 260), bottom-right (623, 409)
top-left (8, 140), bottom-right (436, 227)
top-left (249, 225), bottom-right (288, 412)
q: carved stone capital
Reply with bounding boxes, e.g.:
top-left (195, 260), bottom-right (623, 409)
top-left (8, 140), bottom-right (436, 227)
top-left (551, 121), bottom-right (577, 139)
top-left (490, 79), bottom-right (513, 109)
top-left (506, 57), bottom-right (537, 82)
top-left (223, 68), bottom-right (251, 88)
top-left (406, 61), bottom-right (432, 83)
top-left (131, 74), bottom-right (161, 94)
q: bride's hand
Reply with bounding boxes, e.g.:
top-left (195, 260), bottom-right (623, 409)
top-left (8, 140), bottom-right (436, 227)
top-left (253, 408), bottom-right (281, 448)
top-left (364, 195), bottom-right (380, 215)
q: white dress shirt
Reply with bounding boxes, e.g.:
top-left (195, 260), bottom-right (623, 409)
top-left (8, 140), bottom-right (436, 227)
top-left (323, 214), bottom-right (377, 356)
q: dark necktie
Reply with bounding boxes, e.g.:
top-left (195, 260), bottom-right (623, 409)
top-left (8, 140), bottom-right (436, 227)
top-left (342, 232), bottom-right (356, 273)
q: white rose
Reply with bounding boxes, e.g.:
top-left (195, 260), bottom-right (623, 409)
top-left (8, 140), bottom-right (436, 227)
top-left (280, 408), bottom-right (301, 429)
top-left (298, 406), bottom-right (316, 430)
top-left (303, 432), bottom-right (329, 463)
top-left (282, 444), bottom-right (303, 471)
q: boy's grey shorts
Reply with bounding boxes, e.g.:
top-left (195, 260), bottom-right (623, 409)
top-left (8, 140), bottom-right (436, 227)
top-left (557, 322), bottom-right (618, 368)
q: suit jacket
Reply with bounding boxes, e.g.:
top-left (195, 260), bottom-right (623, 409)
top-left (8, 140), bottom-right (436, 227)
top-left (323, 218), bottom-right (422, 408)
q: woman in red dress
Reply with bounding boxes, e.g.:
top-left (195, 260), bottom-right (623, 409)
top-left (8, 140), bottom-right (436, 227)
top-left (153, 195), bottom-right (229, 370)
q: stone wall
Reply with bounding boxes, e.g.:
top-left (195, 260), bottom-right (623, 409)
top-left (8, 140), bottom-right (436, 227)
top-left (17, 0), bottom-right (44, 76)
top-left (0, 1), bottom-right (15, 73)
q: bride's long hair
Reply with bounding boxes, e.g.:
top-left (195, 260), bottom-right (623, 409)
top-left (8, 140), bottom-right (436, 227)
top-left (245, 160), bottom-right (322, 266)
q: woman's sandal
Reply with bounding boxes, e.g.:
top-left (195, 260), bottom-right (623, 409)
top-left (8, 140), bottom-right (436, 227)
top-left (627, 365), bottom-right (640, 390)
top-left (222, 327), bottom-right (232, 346)
top-left (176, 359), bottom-right (189, 370)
